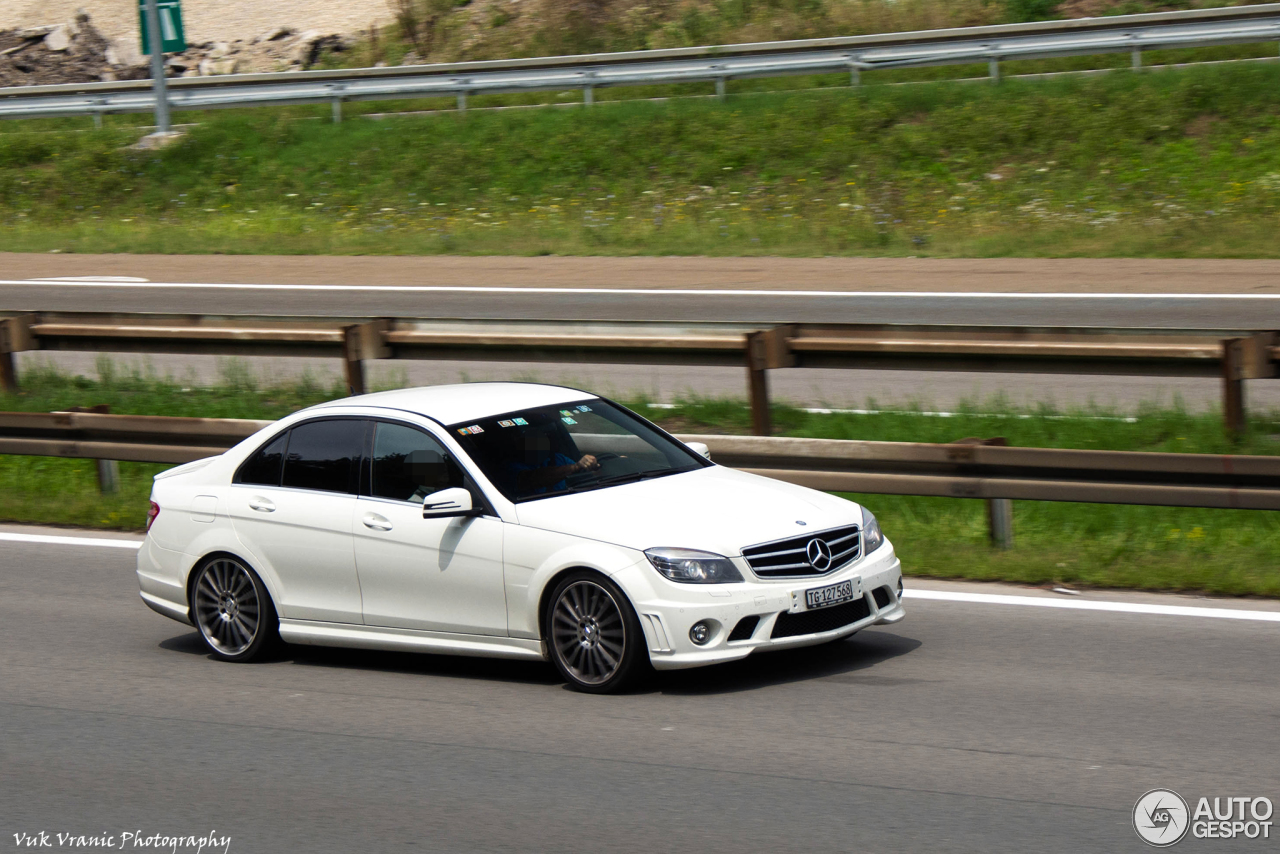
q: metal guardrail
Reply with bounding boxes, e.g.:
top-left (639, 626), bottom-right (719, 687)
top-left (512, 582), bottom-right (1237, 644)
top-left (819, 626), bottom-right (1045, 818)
top-left (1, 312), bottom-right (1276, 436)
top-left (2, 4), bottom-right (1280, 121)
top-left (1, 413), bottom-right (1276, 542)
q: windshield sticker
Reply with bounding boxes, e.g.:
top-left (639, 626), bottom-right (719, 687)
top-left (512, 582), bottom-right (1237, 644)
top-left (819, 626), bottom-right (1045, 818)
top-left (497, 420), bottom-right (515, 427)
top-left (457, 427), bottom-right (472, 435)
top-left (468, 424), bottom-right (484, 434)
top-left (513, 417), bottom-right (528, 426)
top-left (577, 405), bottom-right (592, 412)
top-left (561, 417), bottom-right (577, 425)
top-left (560, 410), bottom-right (574, 417)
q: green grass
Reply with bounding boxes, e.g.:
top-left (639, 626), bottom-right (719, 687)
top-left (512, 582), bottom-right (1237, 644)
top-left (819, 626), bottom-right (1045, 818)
top-left (3, 364), bottom-right (1279, 596)
top-left (356, 0), bottom-right (1258, 67)
top-left (7, 61), bottom-right (1280, 256)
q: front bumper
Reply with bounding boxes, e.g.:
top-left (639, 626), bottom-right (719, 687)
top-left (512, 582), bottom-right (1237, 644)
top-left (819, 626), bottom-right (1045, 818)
top-left (624, 542), bottom-right (905, 671)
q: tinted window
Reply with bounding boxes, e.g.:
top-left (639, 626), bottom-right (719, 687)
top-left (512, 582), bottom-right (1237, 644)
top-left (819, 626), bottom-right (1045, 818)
top-left (281, 419), bottom-right (366, 495)
top-left (370, 422), bottom-right (464, 502)
top-left (236, 432), bottom-right (287, 486)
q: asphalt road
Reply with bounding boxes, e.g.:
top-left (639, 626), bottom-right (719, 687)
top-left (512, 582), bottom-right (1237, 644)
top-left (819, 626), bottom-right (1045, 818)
top-left (3, 254), bottom-right (1280, 327)
top-left (5, 255), bottom-right (1280, 407)
top-left (3, 529), bottom-right (1277, 853)
top-left (3, 279), bottom-right (1279, 328)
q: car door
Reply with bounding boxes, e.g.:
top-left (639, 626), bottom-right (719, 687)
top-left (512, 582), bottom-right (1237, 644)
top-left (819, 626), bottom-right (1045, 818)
top-left (353, 420), bottom-right (507, 636)
top-left (228, 418), bottom-right (368, 624)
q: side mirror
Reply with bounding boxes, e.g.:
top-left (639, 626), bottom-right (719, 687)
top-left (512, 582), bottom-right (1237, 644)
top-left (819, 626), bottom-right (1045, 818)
top-left (423, 487), bottom-right (478, 519)
top-left (686, 441), bottom-right (711, 460)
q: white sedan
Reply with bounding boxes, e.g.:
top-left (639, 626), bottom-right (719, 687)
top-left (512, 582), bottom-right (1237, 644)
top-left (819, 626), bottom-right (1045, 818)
top-left (137, 383), bottom-right (905, 692)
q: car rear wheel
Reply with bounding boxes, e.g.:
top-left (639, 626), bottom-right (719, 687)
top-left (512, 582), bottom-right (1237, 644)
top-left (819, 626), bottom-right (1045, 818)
top-left (191, 556), bottom-right (279, 662)
top-left (546, 572), bottom-right (647, 694)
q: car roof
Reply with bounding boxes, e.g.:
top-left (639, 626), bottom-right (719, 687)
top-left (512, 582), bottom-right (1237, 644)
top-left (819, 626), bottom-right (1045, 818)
top-left (309, 382), bottom-right (598, 425)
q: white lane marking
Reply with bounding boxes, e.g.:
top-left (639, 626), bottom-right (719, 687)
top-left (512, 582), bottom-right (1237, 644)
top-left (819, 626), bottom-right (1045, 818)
top-left (646, 402), bottom-right (1139, 422)
top-left (0, 531), bottom-right (142, 550)
top-left (2, 279), bottom-right (1279, 299)
top-left (903, 588), bottom-right (1280, 623)
top-left (29, 276), bottom-right (151, 283)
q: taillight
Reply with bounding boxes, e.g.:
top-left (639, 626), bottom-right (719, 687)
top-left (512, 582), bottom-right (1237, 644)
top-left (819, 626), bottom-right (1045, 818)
top-left (146, 501), bottom-right (160, 532)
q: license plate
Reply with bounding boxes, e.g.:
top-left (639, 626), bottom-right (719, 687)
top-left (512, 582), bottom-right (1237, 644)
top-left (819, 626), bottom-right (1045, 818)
top-left (804, 579), bottom-right (855, 610)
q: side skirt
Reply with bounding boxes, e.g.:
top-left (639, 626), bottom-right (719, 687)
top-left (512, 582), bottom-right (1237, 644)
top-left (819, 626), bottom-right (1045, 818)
top-left (278, 619), bottom-right (547, 661)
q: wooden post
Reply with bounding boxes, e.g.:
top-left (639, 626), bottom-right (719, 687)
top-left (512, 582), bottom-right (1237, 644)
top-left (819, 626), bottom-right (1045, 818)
top-left (1222, 337), bottom-right (1247, 438)
top-left (746, 331), bottom-right (770, 436)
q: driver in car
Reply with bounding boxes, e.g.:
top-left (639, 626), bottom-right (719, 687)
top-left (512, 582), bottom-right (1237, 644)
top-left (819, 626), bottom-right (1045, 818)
top-left (510, 430), bottom-right (599, 495)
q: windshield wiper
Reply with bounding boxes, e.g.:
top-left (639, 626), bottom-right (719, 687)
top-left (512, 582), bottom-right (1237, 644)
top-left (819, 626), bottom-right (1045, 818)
top-left (590, 467), bottom-right (693, 488)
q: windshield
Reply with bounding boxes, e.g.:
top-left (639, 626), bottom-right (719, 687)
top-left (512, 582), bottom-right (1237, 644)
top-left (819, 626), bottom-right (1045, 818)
top-left (449, 399), bottom-right (709, 502)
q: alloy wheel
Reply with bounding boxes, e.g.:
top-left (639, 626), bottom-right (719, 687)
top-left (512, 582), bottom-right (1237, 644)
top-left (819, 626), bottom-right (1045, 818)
top-left (551, 580), bottom-right (627, 686)
top-left (194, 558), bottom-right (262, 657)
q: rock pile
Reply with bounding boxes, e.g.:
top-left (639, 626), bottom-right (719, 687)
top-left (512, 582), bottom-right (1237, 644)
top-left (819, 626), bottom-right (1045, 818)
top-left (0, 12), bottom-right (354, 88)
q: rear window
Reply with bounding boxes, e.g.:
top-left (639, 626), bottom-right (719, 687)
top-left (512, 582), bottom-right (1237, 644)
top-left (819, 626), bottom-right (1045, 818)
top-left (280, 419), bottom-right (367, 495)
top-left (236, 432), bottom-right (287, 486)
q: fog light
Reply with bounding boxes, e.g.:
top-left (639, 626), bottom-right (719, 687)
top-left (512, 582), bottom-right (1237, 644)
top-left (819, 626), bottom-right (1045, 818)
top-left (689, 621), bottom-right (712, 645)
top-left (897, 577), bottom-right (904, 598)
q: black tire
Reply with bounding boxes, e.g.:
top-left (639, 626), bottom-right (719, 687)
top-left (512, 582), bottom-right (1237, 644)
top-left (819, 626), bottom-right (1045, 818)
top-left (190, 555), bottom-right (280, 662)
top-left (545, 571), bottom-right (648, 694)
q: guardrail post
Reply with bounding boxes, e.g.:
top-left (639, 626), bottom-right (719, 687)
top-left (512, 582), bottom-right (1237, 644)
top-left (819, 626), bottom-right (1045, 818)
top-left (988, 58), bottom-right (1000, 82)
top-left (343, 319), bottom-right (392, 396)
top-left (0, 315), bottom-right (36, 394)
top-left (715, 77), bottom-right (726, 100)
top-left (97, 459), bottom-right (121, 494)
top-left (746, 332), bottom-right (771, 436)
top-left (1220, 334), bottom-right (1277, 437)
top-left (457, 91), bottom-right (467, 112)
top-left (343, 326), bottom-right (366, 395)
top-left (584, 85), bottom-right (594, 106)
top-left (850, 66), bottom-right (861, 87)
top-left (1223, 338), bottom-right (1248, 437)
top-left (1131, 47), bottom-right (1142, 69)
top-left (0, 351), bottom-right (15, 395)
top-left (744, 326), bottom-right (796, 437)
top-left (987, 498), bottom-right (1013, 549)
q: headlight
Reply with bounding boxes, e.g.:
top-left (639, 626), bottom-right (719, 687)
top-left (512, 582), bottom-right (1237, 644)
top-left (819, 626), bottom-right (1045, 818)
top-left (862, 507), bottom-right (885, 553)
top-left (645, 548), bottom-right (744, 584)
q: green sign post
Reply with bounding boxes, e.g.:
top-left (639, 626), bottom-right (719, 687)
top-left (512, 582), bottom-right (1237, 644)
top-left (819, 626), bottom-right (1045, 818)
top-left (138, 0), bottom-right (185, 55)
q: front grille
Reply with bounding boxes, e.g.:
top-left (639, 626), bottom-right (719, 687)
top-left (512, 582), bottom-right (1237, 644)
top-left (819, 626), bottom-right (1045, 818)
top-left (741, 525), bottom-right (861, 578)
top-left (771, 595), bottom-right (871, 639)
top-left (727, 615), bottom-right (760, 642)
top-left (872, 585), bottom-right (893, 609)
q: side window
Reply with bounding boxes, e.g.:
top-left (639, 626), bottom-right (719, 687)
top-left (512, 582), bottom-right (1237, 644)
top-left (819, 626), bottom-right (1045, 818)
top-left (370, 422), bottom-right (464, 502)
top-left (236, 432), bottom-right (287, 486)
top-left (281, 419), bottom-right (366, 495)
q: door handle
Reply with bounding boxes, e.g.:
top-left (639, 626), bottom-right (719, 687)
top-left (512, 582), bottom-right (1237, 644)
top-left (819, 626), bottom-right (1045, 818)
top-left (248, 497), bottom-right (276, 513)
top-left (362, 513), bottom-right (393, 531)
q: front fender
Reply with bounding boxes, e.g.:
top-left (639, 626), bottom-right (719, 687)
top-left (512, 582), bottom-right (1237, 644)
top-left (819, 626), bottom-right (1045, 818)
top-left (502, 525), bottom-right (644, 639)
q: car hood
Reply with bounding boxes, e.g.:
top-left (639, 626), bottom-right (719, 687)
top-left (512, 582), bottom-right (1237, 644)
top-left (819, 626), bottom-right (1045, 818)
top-left (512, 465), bottom-right (861, 556)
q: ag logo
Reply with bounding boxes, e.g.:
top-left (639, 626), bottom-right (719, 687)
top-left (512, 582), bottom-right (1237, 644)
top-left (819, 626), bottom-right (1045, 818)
top-left (1134, 789), bottom-right (1190, 847)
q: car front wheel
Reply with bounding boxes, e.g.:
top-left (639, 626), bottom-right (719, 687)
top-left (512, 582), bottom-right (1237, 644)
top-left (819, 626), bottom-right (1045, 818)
top-left (546, 572), bottom-right (647, 694)
top-left (190, 555), bottom-right (279, 662)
